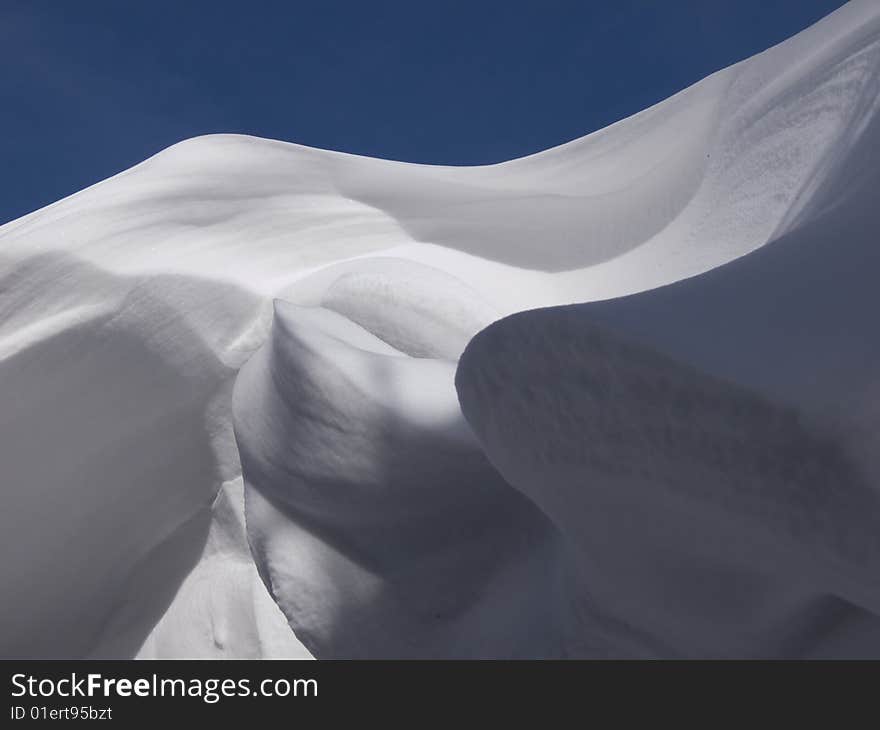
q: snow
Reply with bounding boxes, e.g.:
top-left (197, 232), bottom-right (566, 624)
top-left (456, 309), bottom-right (880, 657)
top-left (234, 303), bottom-right (560, 658)
top-left (0, 0), bottom-right (878, 657)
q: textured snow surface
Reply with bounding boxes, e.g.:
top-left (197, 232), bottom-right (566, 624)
top-left (1, 1), bottom-right (879, 657)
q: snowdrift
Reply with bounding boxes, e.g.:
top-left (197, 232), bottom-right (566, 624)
top-left (1, 1), bottom-right (878, 657)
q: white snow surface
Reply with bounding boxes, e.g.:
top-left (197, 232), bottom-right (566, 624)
top-left (1, 1), bottom-right (879, 657)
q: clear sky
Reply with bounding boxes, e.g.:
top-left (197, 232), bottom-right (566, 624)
top-left (1, 0), bottom-right (849, 224)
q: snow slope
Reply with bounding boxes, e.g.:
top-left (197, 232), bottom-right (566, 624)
top-left (454, 47), bottom-right (880, 655)
top-left (0, 0), bottom-right (878, 657)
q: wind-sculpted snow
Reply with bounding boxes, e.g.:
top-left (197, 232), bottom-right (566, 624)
top-left (456, 312), bottom-right (880, 658)
top-left (1, 1), bottom-right (879, 657)
top-left (234, 303), bottom-right (564, 658)
top-left (450, 80), bottom-right (880, 655)
top-left (0, 251), bottom-right (305, 659)
top-left (319, 258), bottom-right (500, 360)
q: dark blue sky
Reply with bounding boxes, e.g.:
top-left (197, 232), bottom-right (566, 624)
top-left (2, 0), bottom-right (848, 224)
